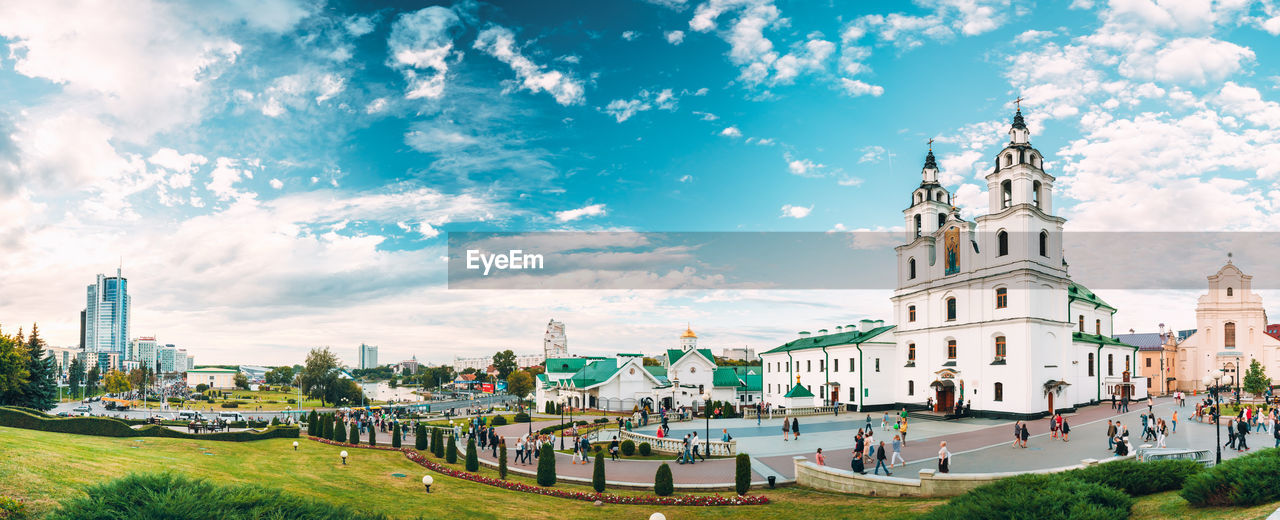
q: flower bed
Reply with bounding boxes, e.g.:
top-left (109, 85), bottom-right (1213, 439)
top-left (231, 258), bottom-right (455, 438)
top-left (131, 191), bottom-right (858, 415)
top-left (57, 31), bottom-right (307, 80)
top-left (306, 437), bottom-right (768, 506)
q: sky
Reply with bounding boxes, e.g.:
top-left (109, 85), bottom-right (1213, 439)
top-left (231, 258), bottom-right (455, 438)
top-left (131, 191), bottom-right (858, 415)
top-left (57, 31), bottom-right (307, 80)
top-left (2, 0), bottom-right (1280, 366)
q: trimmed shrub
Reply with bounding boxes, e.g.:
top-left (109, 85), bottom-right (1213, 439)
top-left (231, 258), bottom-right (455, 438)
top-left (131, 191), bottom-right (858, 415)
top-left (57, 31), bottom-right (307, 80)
top-left (620, 439), bottom-right (636, 456)
top-left (446, 434), bottom-right (458, 464)
top-left (392, 424), bottom-right (402, 448)
top-left (465, 436), bottom-right (479, 472)
top-left (919, 473), bottom-right (1131, 520)
top-left (0, 406), bottom-right (298, 442)
top-left (433, 429), bottom-right (444, 458)
top-left (307, 410), bottom-right (318, 430)
top-left (333, 419), bottom-right (347, 443)
top-left (544, 401), bottom-right (555, 414)
top-left (0, 495), bottom-right (29, 520)
top-left (1182, 448), bottom-right (1280, 507)
top-left (349, 424), bottom-right (359, 445)
top-left (323, 416), bottom-right (334, 440)
top-left (1066, 459), bottom-right (1201, 497)
top-left (195, 384), bottom-right (209, 392)
top-left (499, 443), bottom-right (508, 480)
top-left (220, 402), bottom-right (239, 408)
top-left (536, 443), bottom-right (556, 487)
top-left (367, 426), bottom-right (376, 446)
top-left (491, 415), bottom-right (508, 426)
top-left (415, 424), bottom-right (427, 451)
top-left (654, 463), bottom-right (674, 497)
top-left (592, 452), bottom-right (606, 493)
top-left (270, 417), bottom-right (280, 426)
top-left (593, 417), bottom-right (609, 424)
top-left (638, 442), bottom-right (652, 456)
top-left (735, 453), bottom-right (751, 496)
top-left (514, 412), bottom-right (530, 423)
top-left (46, 473), bottom-right (384, 520)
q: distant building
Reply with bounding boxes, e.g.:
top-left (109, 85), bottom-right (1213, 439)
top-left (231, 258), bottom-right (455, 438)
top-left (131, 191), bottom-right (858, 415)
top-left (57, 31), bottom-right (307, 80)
top-left (84, 268), bottom-right (130, 358)
top-left (1116, 325), bottom-right (1179, 396)
top-left (393, 356), bottom-right (420, 376)
top-left (454, 352), bottom-right (544, 372)
top-left (358, 343), bottom-right (379, 370)
top-left (44, 346), bottom-right (81, 378)
top-left (544, 319), bottom-right (568, 359)
top-left (239, 365), bottom-right (269, 382)
top-left (719, 346), bottom-right (756, 362)
top-left (1267, 324), bottom-right (1280, 341)
top-left (156, 345), bottom-right (189, 376)
top-left (187, 367), bottom-right (237, 389)
top-left (1175, 261), bottom-right (1280, 392)
top-left (127, 337), bottom-right (158, 368)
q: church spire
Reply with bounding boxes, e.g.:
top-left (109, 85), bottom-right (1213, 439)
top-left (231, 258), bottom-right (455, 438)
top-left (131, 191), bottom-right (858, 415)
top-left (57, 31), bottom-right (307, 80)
top-left (1008, 98), bottom-right (1030, 145)
top-left (1011, 108), bottom-right (1027, 130)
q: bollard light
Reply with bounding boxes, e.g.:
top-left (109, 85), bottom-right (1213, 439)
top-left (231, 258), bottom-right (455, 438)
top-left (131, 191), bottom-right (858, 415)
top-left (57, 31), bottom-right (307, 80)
top-left (649, 514), bottom-right (666, 520)
top-left (292, 441), bottom-right (299, 451)
top-left (422, 474), bottom-right (433, 493)
top-left (340, 450), bottom-right (348, 465)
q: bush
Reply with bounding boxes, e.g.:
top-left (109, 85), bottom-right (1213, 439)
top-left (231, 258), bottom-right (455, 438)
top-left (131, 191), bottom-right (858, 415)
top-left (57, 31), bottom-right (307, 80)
top-left (514, 412), bottom-right (530, 423)
top-left (593, 417), bottom-right (609, 424)
top-left (620, 439), bottom-right (636, 456)
top-left (270, 417), bottom-right (280, 426)
top-left (920, 473), bottom-right (1131, 520)
top-left (323, 417), bottom-right (334, 440)
top-left (654, 463), bottom-right (674, 496)
top-left (536, 443), bottom-right (556, 487)
top-left (415, 424), bottom-right (427, 451)
top-left (219, 402), bottom-right (239, 408)
top-left (593, 452), bottom-right (606, 493)
top-left (46, 473), bottom-right (384, 520)
top-left (195, 384), bottom-right (209, 393)
top-left (544, 401), bottom-right (555, 414)
top-left (0, 495), bottom-right (28, 520)
top-left (333, 418), bottom-right (347, 443)
top-left (638, 442), bottom-right (652, 456)
top-left (349, 424), bottom-right (359, 446)
top-left (166, 397), bottom-right (183, 404)
top-left (1182, 448), bottom-right (1280, 507)
top-left (1066, 459), bottom-right (1201, 497)
top-left (0, 406), bottom-right (298, 442)
top-left (446, 434), bottom-right (458, 464)
top-left (491, 415), bottom-right (508, 426)
top-left (499, 443), bottom-right (508, 480)
top-left (735, 453), bottom-right (751, 496)
top-left (308, 410), bottom-right (318, 429)
top-left (465, 436), bottom-right (479, 472)
top-left (392, 424), bottom-right (402, 448)
top-left (433, 429), bottom-right (444, 458)
top-left (286, 398), bottom-right (296, 404)
top-left (367, 426), bottom-right (376, 446)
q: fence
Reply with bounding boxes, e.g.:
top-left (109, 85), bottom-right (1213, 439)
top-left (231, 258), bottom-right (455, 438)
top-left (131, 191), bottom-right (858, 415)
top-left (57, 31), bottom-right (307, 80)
top-left (743, 405), bottom-right (836, 419)
top-left (793, 454), bottom-right (1136, 497)
top-left (619, 429), bottom-right (737, 456)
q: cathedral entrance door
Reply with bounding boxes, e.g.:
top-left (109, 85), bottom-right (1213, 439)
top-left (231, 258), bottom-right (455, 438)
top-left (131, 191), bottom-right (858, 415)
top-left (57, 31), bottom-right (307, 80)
top-left (935, 387), bottom-right (954, 412)
top-left (1047, 392), bottom-right (1054, 415)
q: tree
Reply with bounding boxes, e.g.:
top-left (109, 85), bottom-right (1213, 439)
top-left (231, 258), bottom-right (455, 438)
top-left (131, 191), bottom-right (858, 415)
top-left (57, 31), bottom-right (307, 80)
top-left (465, 436), bottom-right (479, 471)
top-left (368, 425), bottom-right (377, 446)
top-left (446, 433), bottom-right (458, 463)
top-left (389, 375), bottom-right (398, 388)
top-left (332, 379), bottom-right (365, 407)
top-left (536, 443), bottom-right (556, 487)
top-left (654, 463), bottom-right (674, 496)
top-left (392, 423), bottom-right (402, 448)
top-left (103, 370), bottom-right (130, 394)
top-left (233, 372), bottom-right (249, 390)
top-left (334, 417), bottom-right (347, 443)
top-left (18, 324), bottom-right (57, 411)
top-left (735, 453), bottom-right (751, 496)
top-left (85, 365), bottom-right (100, 396)
top-left (493, 350), bottom-right (518, 380)
top-left (592, 451), bottom-right (606, 493)
top-left (642, 357), bottom-right (662, 367)
top-left (498, 442), bottom-right (508, 479)
top-left (0, 331), bottom-right (30, 405)
top-left (307, 410), bottom-right (318, 430)
top-left (298, 347), bottom-right (340, 406)
top-left (525, 365), bottom-right (545, 377)
top-left (1243, 359), bottom-right (1272, 397)
top-left (415, 423), bottom-right (427, 451)
top-left (67, 356), bottom-right (85, 399)
top-left (195, 383), bottom-right (209, 393)
top-left (507, 370), bottom-right (534, 399)
top-left (265, 366), bottom-right (294, 386)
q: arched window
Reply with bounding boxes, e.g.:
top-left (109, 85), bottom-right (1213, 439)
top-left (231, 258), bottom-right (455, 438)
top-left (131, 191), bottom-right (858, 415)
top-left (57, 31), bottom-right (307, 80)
top-left (908, 380), bottom-right (915, 396)
top-left (994, 382), bottom-right (1004, 402)
top-left (1001, 180), bottom-right (1012, 209)
top-left (908, 258), bottom-right (916, 279)
top-left (947, 339), bottom-right (957, 359)
top-left (1004, 153), bottom-right (1012, 167)
top-left (1032, 180), bottom-right (1041, 208)
top-left (1039, 230), bottom-right (1049, 257)
top-left (938, 212), bottom-right (946, 228)
top-left (1088, 352), bottom-right (1095, 376)
top-left (914, 214), bottom-right (922, 238)
top-left (1095, 319), bottom-right (1101, 335)
top-left (995, 287), bottom-right (1008, 309)
top-left (1227, 287), bottom-right (1233, 297)
top-left (908, 343), bottom-right (916, 362)
top-left (997, 230), bottom-right (1009, 256)
top-left (1078, 315), bottom-right (1085, 332)
top-left (995, 336), bottom-right (1006, 360)
top-left (908, 305), bottom-right (916, 322)
top-left (1225, 322), bottom-right (1236, 348)
top-left (946, 297), bottom-right (957, 321)
top-left (916, 193), bottom-right (922, 204)
top-left (1107, 354), bottom-right (1114, 376)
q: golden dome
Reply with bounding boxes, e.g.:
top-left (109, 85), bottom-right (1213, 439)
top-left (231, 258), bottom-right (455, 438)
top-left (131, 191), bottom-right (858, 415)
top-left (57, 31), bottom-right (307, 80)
top-left (681, 325), bottom-right (697, 339)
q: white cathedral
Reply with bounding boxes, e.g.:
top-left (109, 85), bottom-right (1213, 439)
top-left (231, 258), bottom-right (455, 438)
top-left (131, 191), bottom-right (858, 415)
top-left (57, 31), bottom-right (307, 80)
top-left (761, 108), bottom-right (1147, 419)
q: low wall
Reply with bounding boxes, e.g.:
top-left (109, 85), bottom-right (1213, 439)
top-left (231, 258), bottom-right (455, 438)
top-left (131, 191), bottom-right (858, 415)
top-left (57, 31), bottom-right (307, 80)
top-left (619, 429), bottom-right (736, 456)
top-left (744, 406), bottom-right (836, 419)
top-left (793, 454), bottom-right (1135, 498)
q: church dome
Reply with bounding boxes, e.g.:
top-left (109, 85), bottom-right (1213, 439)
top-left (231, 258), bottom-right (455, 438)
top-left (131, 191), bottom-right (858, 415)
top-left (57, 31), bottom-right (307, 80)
top-left (681, 326), bottom-right (697, 339)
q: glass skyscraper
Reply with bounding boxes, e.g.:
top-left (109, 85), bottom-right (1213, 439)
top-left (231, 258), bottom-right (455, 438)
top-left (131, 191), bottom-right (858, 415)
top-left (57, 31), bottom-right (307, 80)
top-left (84, 268), bottom-right (130, 368)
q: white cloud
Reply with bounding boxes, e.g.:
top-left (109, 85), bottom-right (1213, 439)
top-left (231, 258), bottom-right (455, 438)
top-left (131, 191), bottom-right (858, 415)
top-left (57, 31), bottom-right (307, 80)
top-left (148, 148), bottom-right (208, 173)
top-left (345, 15), bottom-right (377, 36)
top-left (694, 111), bottom-right (719, 121)
top-left (1015, 29), bottom-right (1055, 43)
top-left (255, 70), bottom-right (348, 117)
top-left (858, 145), bottom-right (886, 163)
top-left (779, 204), bottom-right (812, 219)
top-left (365, 97), bottom-right (390, 114)
top-left (839, 78), bottom-right (884, 97)
top-left (771, 38), bottom-right (835, 85)
top-left (474, 25), bottom-right (586, 106)
top-left (1215, 82), bottom-right (1280, 129)
top-left (622, 30), bottom-right (640, 41)
top-left (666, 30), bottom-right (686, 45)
top-left (270, 178), bottom-right (284, 189)
top-left (678, 175), bottom-right (693, 183)
top-left (720, 126), bottom-right (743, 137)
top-left (387, 6), bottom-right (462, 100)
top-left (205, 157), bottom-right (256, 202)
top-left (554, 203), bottom-right (607, 222)
top-left (785, 155), bottom-right (823, 176)
top-left (1145, 37), bottom-right (1254, 86)
top-left (837, 176), bottom-right (864, 187)
top-left (746, 137), bottom-right (775, 146)
top-left (603, 88), bottom-right (679, 122)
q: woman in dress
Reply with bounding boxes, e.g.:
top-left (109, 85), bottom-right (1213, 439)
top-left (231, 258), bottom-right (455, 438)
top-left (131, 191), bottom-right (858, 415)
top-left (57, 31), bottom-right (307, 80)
top-left (782, 415), bottom-right (790, 441)
top-left (792, 417), bottom-right (800, 439)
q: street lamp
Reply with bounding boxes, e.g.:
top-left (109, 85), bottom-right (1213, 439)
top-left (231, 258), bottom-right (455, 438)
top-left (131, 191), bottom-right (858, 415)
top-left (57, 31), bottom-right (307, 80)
top-left (671, 376), bottom-right (680, 413)
top-left (422, 474), bottom-right (433, 493)
top-left (340, 450), bottom-right (348, 465)
top-left (1201, 374), bottom-right (1223, 465)
top-left (558, 395), bottom-right (566, 450)
top-left (701, 391), bottom-right (711, 456)
top-left (292, 441), bottom-right (299, 451)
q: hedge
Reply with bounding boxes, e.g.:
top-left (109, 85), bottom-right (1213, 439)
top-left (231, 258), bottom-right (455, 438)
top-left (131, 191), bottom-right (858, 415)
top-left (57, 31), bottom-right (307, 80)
top-left (514, 412), bottom-right (530, 423)
top-left (0, 406), bottom-right (299, 442)
top-left (620, 439), bottom-right (636, 456)
top-left (919, 473), bottom-right (1131, 520)
top-left (1181, 448), bottom-right (1280, 507)
top-left (638, 442), bottom-right (652, 456)
top-left (538, 421), bottom-right (588, 435)
top-left (654, 463), bottom-right (674, 497)
top-left (1065, 459), bottom-right (1201, 497)
top-left (491, 415), bottom-right (508, 426)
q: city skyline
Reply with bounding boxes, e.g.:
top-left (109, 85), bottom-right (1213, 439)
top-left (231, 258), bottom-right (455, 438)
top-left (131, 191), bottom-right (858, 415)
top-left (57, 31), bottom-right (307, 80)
top-left (3, 1), bottom-right (1280, 364)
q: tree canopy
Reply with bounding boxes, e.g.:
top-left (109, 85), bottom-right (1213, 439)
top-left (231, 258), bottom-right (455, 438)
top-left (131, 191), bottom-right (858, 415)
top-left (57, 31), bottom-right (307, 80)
top-left (298, 347), bottom-right (341, 406)
top-left (506, 370), bottom-right (534, 398)
top-left (493, 350), bottom-right (518, 380)
top-left (1243, 359), bottom-right (1271, 397)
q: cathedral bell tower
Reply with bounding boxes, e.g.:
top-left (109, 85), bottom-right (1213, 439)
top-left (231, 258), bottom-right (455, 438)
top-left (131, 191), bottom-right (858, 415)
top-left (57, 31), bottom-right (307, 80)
top-left (986, 106), bottom-right (1054, 215)
top-left (903, 142), bottom-right (954, 242)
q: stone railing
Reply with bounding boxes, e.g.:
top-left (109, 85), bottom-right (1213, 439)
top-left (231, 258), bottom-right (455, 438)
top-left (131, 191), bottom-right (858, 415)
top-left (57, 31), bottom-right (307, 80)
top-left (619, 429), bottom-right (737, 456)
top-left (744, 406), bottom-right (836, 419)
top-left (793, 454), bottom-right (1135, 497)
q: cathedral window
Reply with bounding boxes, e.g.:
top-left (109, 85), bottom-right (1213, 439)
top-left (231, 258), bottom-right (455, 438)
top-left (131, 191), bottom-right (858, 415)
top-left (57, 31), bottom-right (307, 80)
top-left (995, 288), bottom-right (1008, 309)
top-left (938, 212), bottom-right (946, 228)
top-left (1039, 231), bottom-right (1049, 257)
top-left (995, 336), bottom-right (1006, 360)
top-left (946, 297), bottom-right (957, 321)
top-left (908, 343), bottom-right (916, 361)
top-left (908, 258), bottom-right (916, 279)
top-left (908, 380), bottom-right (914, 396)
top-left (1088, 353), bottom-right (1095, 376)
top-left (908, 305), bottom-right (916, 321)
top-left (994, 382), bottom-right (1003, 401)
top-left (1108, 354), bottom-right (1114, 376)
top-left (997, 231), bottom-right (1009, 256)
top-left (947, 339), bottom-right (957, 359)
top-left (1227, 287), bottom-right (1233, 296)
top-left (914, 214), bottom-right (922, 238)
top-left (1001, 180), bottom-right (1012, 209)
top-left (1079, 315), bottom-right (1085, 332)
top-left (1004, 153), bottom-right (1012, 167)
top-left (1033, 181), bottom-right (1041, 208)
top-left (916, 193), bottom-right (922, 204)
top-left (1225, 322), bottom-right (1236, 348)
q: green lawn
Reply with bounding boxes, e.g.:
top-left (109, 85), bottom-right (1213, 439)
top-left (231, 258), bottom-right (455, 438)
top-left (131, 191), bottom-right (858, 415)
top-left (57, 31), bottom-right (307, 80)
top-left (2, 426), bottom-right (1277, 519)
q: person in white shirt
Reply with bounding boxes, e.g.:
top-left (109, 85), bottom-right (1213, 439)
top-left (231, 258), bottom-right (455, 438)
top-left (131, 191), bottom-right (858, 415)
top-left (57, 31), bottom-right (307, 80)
top-left (938, 440), bottom-right (952, 473)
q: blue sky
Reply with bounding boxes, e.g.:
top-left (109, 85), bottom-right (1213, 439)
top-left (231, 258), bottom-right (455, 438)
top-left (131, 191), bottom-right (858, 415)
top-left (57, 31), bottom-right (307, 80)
top-left (2, 0), bottom-right (1280, 365)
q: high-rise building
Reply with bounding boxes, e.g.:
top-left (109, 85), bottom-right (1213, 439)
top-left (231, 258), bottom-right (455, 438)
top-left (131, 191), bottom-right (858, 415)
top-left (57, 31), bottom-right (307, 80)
top-left (128, 337), bottom-right (158, 367)
top-left (358, 343), bottom-right (378, 369)
top-left (84, 268), bottom-right (130, 358)
top-left (544, 319), bottom-right (568, 359)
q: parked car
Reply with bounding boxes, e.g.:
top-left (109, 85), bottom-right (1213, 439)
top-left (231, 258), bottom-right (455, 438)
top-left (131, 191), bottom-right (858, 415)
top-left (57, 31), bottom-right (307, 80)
top-left (218, 411), bottom-right (245, 422)
top-left (177, 411), bottom-right (203, 421)
top-left (73, 405), bottom-right (91, 413)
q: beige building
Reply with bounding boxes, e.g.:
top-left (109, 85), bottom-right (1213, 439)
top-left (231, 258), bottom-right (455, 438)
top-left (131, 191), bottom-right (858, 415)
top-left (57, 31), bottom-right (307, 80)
top-left (187, 367), bottom-right (238, 389)
top-left (1176, 261), bottom-right (1280, 393)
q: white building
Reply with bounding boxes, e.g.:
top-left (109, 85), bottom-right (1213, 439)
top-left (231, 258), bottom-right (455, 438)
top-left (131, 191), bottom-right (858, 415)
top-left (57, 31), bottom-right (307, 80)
top-left (454, 352), bottom-right (544, 372)
top-left (544, 319), bottom-right (568, 359)
top-left (187, 367), bottom-right (237, 389)
top-left (1176, 261), bottom-right (1280, 393)
top-left (720, 346), bottom-right (756, 363)
top-left (358, 343), bottom-right (378, 369)
top-left (760, 321), bottom-right (897, 410)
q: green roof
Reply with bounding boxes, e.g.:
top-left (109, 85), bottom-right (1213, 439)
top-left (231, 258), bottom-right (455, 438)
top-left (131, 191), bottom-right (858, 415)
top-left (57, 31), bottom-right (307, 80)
top-left (667, 348), bottom-right (715, 366)
top-left (567, 359), bottom-right (624, 388)
top-left (731, 367), bottom-right (763, 392)
top-left (783, 384), bottom-right (814, 398)
top-left (643, 366), bottom-right (667, 377)
top-left (762, 325), bottom-right (896, 355)
top-left (1076, 332), bottom-right (1137, 348)
top-left (712, 367), bottom-right (744, 388)
top-left (545, 357), bottom-right (591, 374)
top-left (188, 367), bottom-right (237, 373)
top-left (1068, 282), bottom-right (1115, 311)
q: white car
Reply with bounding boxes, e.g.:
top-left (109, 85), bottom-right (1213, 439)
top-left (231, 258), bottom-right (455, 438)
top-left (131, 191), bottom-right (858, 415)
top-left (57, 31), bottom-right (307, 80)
top-left (73, 405), bottom-right (91, 413)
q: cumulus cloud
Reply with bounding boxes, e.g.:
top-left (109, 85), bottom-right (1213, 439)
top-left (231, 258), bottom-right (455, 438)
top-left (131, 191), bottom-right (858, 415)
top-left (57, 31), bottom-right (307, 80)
top-left (857, 145), bottom-right (886, 164)
top-left (622, 30), bottom-right (640, 41)
top-left (779, 204), bottom-right (812, 218)
top-left (666, 30), bottom-right (686, 45)
top-left (839, 78), bottom-right (884, 97)
top-left (785, 154), bottom-right (824, 176)
top-left (1145, 37), bottom-right (1254, 86)
top-left (603, 88), bottom-right (678, 122)
top-left (474, 25), bottom-right (586, 106)
top-left (387, 6), bottom-right (463, 100)
top-left (554, 203), bottom-right (607, 222)
top-left (270, 178), bottom-right (284, 189)
top-left (720, 126), bottom-right (743, 137)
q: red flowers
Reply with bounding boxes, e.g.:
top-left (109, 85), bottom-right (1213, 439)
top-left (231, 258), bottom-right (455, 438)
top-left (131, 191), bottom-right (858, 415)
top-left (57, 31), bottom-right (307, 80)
top-left (306, 436), bottom-right (768, 506)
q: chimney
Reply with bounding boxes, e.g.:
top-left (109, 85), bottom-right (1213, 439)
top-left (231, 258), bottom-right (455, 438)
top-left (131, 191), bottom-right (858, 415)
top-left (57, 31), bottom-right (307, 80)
top-left (873, 320), bottom-right (885, 329)
top-left (835, 326), bottom-right (843, 334)
top-left (860, 319), bottom-right (874, 333)
top-left (817, 329), bottom-right (828, 335)
top-left (798, 331), bottom-right (811, 338)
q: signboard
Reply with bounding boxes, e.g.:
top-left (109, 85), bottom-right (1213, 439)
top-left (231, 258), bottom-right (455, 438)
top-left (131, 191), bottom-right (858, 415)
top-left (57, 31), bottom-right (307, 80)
top-left (496, 381), bottom-right (507, 392)
top-left (481, 383), bottom-right (494, 393)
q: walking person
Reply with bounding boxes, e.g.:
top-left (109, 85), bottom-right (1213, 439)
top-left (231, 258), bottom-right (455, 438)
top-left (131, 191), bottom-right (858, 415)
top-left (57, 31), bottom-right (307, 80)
top-left (782, 415), bottom-right (790, 441)
top-left (815, 447), bottom-right (826, 466)
top-left (693, 431), bottom-right (705, 462)
top-left (1106, 420), bottom-right (1116, 451)
top-left (1019, 422), bottom-right (1030, 448)
top-left (1226, 419), bottom-right (1237, 450)
top-left (1061, 417), bottom-right (1070, 442)
top-left (899, 418), bottom-right (908, 446)
top-left (1012, 420), bottom-right (1022, 448)
top-left (1172, 410), bottom-right (1177, 434)
top-left (938, 441), bottom-right (952, 473)
top-left (792, 417), bottom-right (800, 440)
top-left (882, 412), bottom-right (890, 431)
top-left (1237, 418), bottom-right (1250, 451)
top-left (851, 431), bottom-right (866, 474)
top-left (756, 403), bottom-right (762, 426)
top-left (891, 435), bottom-right (905, 468)
top-left (874, 441), bottom-right (892, 476)
top-left (1050, 414), bottom-right (1059, 439)
top-left (609, 436), bottom-right (620, 461)
top-left (580, 435), bottom-right (592, 463)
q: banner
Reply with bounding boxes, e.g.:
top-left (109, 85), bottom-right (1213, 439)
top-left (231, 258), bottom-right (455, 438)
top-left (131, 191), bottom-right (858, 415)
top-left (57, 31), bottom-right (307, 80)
top-left (481, 383), bottom-right (494, 393)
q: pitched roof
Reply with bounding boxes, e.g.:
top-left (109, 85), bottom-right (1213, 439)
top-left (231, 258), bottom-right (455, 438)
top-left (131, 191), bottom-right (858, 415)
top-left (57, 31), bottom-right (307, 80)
top-left (1068, 282), bottom-right (1115, 310)
top-left (1113, 333), bottom-right (1167, 351)
top-left (1073, 331), bottom-right (1135, 347)
top-left (732, 367), bottom-right (762, 392)
top-left (783, 384), bottom-right (814, 398)
top-left (762, 325), bottom-right (895, 355)
top-left (568, 359), bottom-right (623, 388)
top-left (667, 348), bottom-right (714, 366)
top-left (643, 366), bottom-right (667, 378)
top-left (545, 357), bottom-right (591, 374)
top-left (712, 367), bottom-right (744, 388)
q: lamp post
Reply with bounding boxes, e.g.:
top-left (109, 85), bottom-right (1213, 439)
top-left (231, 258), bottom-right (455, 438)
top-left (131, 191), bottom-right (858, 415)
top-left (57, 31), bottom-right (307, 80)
top-left (701, 391), bottom-right (711, 456)
top-left (340, 450), bottom-right (348, 465)
top-left (422, 474), bottom-right (433, 493)
top-left (1202, 374), bottom-right (1223, 465)
top-left (558, 395), bottom-right (566, 450)
top-left (671, 375), bottom-right (680, 414)
top-left (292, 441), bottom-right (298, 451)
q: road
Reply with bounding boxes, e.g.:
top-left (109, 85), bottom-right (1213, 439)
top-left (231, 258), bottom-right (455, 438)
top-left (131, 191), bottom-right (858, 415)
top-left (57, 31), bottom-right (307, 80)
top-left (50, 394), bottom-right (518, 421)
